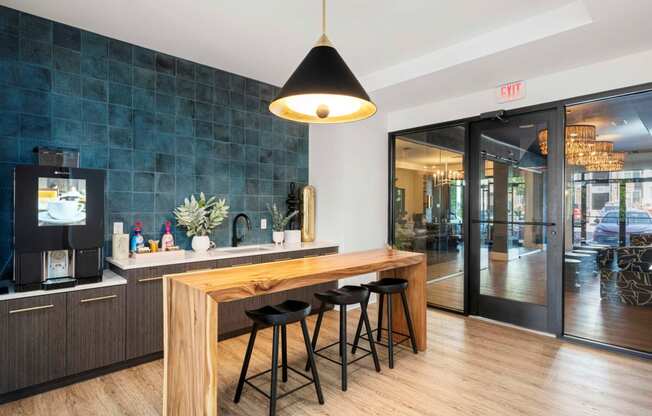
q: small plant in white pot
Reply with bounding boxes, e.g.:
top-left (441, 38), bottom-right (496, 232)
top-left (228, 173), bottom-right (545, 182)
top-left (267, 203), bottom-right (298, 246)
top-left (174, 193), bottom-right (229, 252)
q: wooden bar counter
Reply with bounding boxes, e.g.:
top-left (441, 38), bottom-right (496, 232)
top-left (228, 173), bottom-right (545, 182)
top-left (162, 248), bottom-right (426, 415)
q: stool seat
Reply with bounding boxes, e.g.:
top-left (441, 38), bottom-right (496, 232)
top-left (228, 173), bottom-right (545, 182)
top-left (363, 278), bottom-right (408, 294)
top-left (315, 285), bottom-right (369, 306)
top-left (245, 300), bottom-right (311, 326)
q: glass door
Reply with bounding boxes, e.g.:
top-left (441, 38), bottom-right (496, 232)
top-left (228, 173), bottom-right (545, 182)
top-left (391, 126), bottom-right (466, 312)
top-left (469, 110), bottom-right (563, 332)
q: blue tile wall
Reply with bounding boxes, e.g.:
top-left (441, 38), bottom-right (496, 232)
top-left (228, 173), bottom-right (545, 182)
top-left (0, 6), bottom-right (309, 272)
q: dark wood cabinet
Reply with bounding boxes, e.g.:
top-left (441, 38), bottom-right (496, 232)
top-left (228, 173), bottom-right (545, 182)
top-left (2, 294), bottom-right (67, 392)
top-left (0, 301), bottom-right (6, 394)
top-left (66, 286), bottom-right (126, 375)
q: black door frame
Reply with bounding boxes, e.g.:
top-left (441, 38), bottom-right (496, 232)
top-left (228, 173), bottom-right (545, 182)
top-left (388, 81), bottom-right (652, 350)
top-left (467, 109), bottom-right (564, 334)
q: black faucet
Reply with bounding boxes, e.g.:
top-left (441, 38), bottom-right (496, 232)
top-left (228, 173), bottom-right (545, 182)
top-left (232, 213), bottom-right (252, 247)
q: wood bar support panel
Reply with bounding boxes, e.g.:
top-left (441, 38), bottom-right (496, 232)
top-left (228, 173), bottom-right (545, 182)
top-left (162, 248), bottom-right (426, 416)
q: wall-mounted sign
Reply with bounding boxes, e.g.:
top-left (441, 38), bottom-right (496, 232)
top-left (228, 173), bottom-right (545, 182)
top-left (496, 80), bottom-right (526, 103)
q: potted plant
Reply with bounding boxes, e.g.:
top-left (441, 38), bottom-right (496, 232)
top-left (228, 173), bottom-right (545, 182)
top-left (174, 192), bottom-right (229, 252)
top-left (267, 203), bottom-right (298, 245)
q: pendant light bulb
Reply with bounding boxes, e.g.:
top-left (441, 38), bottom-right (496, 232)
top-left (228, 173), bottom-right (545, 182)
top-left (269, 0), bottom-right (376, 124)
top-left (316, 104), bottom-right (330, 119)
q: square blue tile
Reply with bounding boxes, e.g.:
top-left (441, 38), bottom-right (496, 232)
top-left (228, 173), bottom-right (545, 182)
top-left (20, 90), bottom-right (49, 115)
top-left (52, 94), bottom-right (80, 120)
top-left (81, 31), bottom-right (108, 57)
top-left (109, 60), bottom-right (132, 85)
top-left (18, 65), bottom-right (51, 92)
top-left (155, 53), bottom-right (174, 75)
top-left (133, 87), bottom-right (155, 110)
top-left (0, 112), bottom-right (20, 137)
top-left (133, 151), bottom-right (156, 172)
top-left (108, 104), bottom-right (132, 128)
top-left (81, 56), bottom-right (107, 80)
top-left (109, 127), bottom-right (132, 148)
top-left (109, 83), bottom-right (132, 106)
top-left (176, 58), bottom-right (194, 80)
top-left (0, 137), bottom-right (19, 162)
top-left (53, 46), bottom-right (81, 74)
top-left (20, 114), bottom-right (50, 139)
top-left (83, 122), bottom-right (107, 145)
top-left (133, 192), bottom-right (154, 211)
top-left (109, 148), bottom-right (133, 170)
top-left (0, 7), bottom-right (19, 35)
top-left (82, 77), bottom-right (107, 101)
top-left (108, 170), bottom-right (132, 191)
top-left (19, 13), bottom-right (51, 42)
top-left (0, 32), bottom-right (18, 60)
top-left (156, 93), bottom-right (175, 115)
top-left (53, 23), bottom-right (81, 51)
top-left (53, 71), bottom-right (80, 95)
top-left (156, 73), bottom-right (175, 95)
top-left (109, 39), bottom-right (132, 64)
top-left (133, 172), bottom-right (154, 192)
top-left (82, 100), bottom-right (107, 123)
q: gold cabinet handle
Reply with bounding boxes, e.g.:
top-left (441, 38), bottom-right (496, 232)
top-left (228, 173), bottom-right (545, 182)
top-left (81, 295), bottom-right (118, 303)
top-left (137, 276), bottom-right (163, 283)
top-left (303, 254), bottom-right (318, 258)
top-left (9, 304), bottom-right (54, 314)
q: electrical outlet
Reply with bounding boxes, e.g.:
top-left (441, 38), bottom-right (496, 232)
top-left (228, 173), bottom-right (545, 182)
top-left (261, 218), bottom-right (267, 230)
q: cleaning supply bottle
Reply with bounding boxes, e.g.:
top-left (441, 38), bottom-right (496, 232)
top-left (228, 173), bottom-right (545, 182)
top-left (161, 221), bottom-right (175, 250)
top-left (131, 221), bottom-right (145, 252)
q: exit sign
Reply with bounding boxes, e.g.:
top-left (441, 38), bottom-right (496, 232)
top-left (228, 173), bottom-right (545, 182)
top-left (496, 80), bottom-right (526, 103)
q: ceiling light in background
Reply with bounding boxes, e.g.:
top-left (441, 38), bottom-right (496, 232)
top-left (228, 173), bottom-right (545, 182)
top-left (269, 0), bottom-right (376, 124)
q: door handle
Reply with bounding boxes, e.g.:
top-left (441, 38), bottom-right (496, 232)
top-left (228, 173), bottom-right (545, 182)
top-left (9, 304), bottom-right (54, 314)
top-left (137, 276), bottom-right (163, 283)
top-left (80, 295), bottom-right (118, 303)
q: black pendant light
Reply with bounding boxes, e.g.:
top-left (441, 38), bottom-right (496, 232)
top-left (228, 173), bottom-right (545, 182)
top-left (269, 0), bottom-right (376, 124)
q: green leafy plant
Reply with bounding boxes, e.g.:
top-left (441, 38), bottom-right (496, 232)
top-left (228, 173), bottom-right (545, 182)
top-left (267, 203), bottom-right (298, 232)
top-left (174, 192), bottom-right (229, 237)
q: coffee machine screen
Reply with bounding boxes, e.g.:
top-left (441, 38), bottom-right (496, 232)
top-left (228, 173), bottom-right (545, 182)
top-left (37, 177), bottom-right (87, 226)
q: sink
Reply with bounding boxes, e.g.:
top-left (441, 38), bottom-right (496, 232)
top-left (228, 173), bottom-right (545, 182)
top-left (217, 246), bottom-right (275, 254)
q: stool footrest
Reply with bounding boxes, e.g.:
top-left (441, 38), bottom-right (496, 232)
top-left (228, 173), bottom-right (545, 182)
top-left (314, 340), bottom-right (374, 367)
top-left (244, 365), bottom-right (315, 401)
top-left (361, 328), bottom-right (411, 349)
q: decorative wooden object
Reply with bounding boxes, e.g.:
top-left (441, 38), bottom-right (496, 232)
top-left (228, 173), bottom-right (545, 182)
top-left (301, 185), bottom-right (316, 242)
top-left (162, 248), bottom-right (426, 416)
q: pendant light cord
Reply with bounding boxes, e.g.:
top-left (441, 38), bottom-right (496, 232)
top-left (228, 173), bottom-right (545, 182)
top-left (322, 0), bottom-right (326, 35)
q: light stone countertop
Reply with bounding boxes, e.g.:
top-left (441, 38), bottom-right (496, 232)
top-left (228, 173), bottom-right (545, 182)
top-left (105, 241), bottom-right (340, 270)
top-left (0, 269), bottom-right (127, 302)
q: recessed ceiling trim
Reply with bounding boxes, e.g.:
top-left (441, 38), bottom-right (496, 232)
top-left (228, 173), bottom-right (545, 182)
top-left (362, 0), bottom-right (593, 92)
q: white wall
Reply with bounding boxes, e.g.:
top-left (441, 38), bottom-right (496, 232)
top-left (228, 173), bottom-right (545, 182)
top-left (389, 48), bottom-right (652, 132)
top-left (309, 111), bottom-right (388, 287)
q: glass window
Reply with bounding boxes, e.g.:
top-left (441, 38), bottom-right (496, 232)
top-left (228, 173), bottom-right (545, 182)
top-left (564, 90), bottom-right (652, 353)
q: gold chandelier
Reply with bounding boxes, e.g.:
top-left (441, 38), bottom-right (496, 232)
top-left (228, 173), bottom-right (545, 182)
top-left (538, 125), bottom-right (597, 158)
top-left (537, 124), bottom-right (625, 171)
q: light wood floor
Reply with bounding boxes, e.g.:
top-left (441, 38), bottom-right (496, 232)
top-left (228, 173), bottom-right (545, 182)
top-left (2, 308), bottom-right (650, 416)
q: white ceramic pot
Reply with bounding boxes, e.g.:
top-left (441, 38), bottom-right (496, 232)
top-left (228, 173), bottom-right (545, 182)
top-left (272, 231), bottom-right (285, 245)
top-left (284, 230), bottom-right (301, 245)
top-left (191, 235), bottom-right (213, 252)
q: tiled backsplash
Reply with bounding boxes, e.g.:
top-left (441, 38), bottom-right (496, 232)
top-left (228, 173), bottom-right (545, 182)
top-left (0, 6), bottom-right (309, 273)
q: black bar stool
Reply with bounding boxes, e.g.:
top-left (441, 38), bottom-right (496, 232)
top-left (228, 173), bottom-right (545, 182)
top-left (352, 278), bottom-right (418, 369)
top-left (306, 286), bottom-right (380, 392)
top-left (234, 299), bottom-right (324, 416)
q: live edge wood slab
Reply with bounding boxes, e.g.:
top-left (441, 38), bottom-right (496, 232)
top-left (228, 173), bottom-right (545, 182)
top-left (162, 248), bottom-right (426, 416)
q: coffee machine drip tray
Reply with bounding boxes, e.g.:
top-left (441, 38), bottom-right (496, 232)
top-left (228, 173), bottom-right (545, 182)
top-left (42, 277), bottom-right (76, 290)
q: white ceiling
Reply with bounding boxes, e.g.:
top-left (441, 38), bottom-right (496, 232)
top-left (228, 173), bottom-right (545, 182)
top-left (4, 0), bottom-right (652, 112)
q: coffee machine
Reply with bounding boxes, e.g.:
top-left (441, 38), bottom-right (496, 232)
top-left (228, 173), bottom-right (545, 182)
top-left (13, 165), bottom-right (105, 291)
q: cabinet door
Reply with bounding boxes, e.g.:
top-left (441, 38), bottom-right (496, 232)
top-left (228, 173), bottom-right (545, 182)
top-left (67, 286), bottom-right (126, 375)
top-left (125, 268), bottom-right (164, 359)
top-left (0, 301), bottom-right (6, 394)
top-left (3, 294), bottom-right (67, 392)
